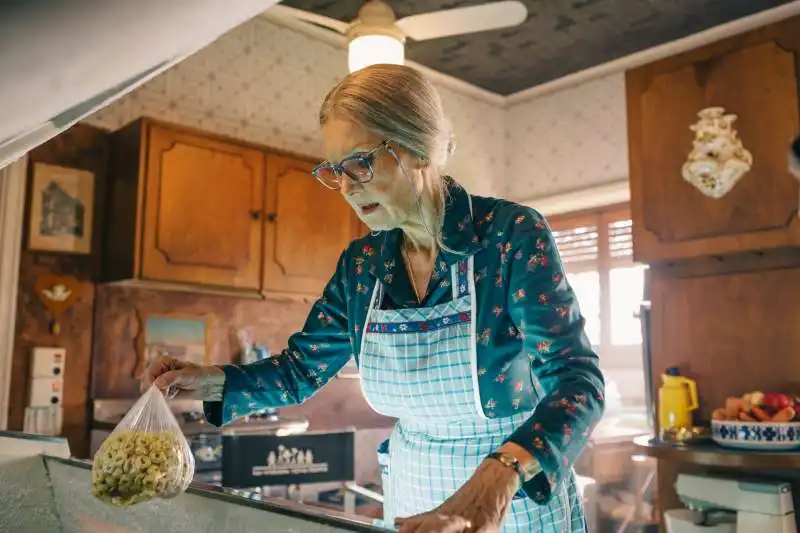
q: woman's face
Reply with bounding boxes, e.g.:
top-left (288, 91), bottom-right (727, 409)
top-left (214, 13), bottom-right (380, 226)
top-left (321, 117), bottom-right (421, 231)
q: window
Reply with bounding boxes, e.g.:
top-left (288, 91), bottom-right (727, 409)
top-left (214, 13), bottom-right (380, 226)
top-left (549, 205), bottom-right (647, 411)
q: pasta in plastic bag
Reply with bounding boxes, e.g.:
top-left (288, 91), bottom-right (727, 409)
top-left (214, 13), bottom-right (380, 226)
top-left (92, 385), bottom-right (195, 506)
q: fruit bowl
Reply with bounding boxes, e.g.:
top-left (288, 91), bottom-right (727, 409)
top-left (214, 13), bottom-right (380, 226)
top-left (711, 420), bottom-right (800, 451)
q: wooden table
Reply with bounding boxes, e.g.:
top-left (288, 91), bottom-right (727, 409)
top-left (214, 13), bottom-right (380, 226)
top-left (634, 435), bottom-right (800, 469)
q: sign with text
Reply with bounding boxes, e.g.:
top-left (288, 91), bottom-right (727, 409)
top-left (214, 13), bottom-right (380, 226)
top-left (222, 430), bottom-right (355, 488)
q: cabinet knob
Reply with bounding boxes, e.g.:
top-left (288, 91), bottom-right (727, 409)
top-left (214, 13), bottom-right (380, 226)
top-left (249, 210), bottom-right (262, 221)
top-left (266, 212), bottom-right (278, 222)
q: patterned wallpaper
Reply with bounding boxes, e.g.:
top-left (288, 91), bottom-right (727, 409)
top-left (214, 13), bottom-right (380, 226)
top-left (84, 17), bottom-right (504, 198)
top-left (85, 16), bottom-right (628, 202)
top-left (502, 74), bottom-right (629, 200)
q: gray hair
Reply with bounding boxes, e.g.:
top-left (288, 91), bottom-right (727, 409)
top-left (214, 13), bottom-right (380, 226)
top-left (320, 64), bottom-right (466, 254)
top-left (319, 64), bottom-right (455, 170)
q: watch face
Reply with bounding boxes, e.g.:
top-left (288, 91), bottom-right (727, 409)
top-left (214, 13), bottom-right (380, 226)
top-left (498, 453), bottom-right (517, 467)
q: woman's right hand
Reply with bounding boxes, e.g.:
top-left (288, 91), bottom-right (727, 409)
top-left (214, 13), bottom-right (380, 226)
top-left (141, 356), bottom-right (226, 401)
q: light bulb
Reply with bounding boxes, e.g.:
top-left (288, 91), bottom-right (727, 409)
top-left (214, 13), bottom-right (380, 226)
top-left (348, 34), bottom-right (404, 73)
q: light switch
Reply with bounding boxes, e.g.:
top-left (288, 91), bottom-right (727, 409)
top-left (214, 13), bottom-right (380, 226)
top-left (30, 347), bottom-right (65, 378)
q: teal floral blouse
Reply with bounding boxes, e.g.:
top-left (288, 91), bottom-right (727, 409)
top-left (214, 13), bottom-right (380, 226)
top-left (204, 179), bottom-right (605, 504)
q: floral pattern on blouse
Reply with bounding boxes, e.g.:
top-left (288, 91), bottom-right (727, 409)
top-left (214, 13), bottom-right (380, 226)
top-left (203, 178), bottom-right (605, 505)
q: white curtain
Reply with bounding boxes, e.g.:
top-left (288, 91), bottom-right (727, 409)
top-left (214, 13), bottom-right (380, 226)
top-left (0, 0), bottom-right (280, 169)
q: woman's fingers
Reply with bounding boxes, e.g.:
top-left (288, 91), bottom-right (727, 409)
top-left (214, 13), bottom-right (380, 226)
top-left (396, 514), bottom-right (472, 533)
top-left (140, 356), bottom-right (186, 391)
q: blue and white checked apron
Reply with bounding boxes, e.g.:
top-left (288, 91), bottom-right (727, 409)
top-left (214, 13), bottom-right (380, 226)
top-left (358, 254), bottom-right (586, 532)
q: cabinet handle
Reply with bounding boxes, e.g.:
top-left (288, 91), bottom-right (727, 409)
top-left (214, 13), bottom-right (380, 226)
top-left (249, 210), bottom-right (262, 221)
top-left (266, 212), bottom-right (278, 222)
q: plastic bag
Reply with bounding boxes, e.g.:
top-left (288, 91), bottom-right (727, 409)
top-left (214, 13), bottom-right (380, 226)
top-left (92, 385), bottom-right (195, 506)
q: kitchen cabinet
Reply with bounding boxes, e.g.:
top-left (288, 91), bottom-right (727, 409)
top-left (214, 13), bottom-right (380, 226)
top-left (103, 118), bottom-right (361, 296)
top-left (626, 15), bottom-right (800, 264)
top-left (261, 154), bottom-right (362, 295)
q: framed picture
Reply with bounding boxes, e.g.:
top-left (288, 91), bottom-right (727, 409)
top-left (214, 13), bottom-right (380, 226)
top-left (28, 163), bottom-right (95, 254)
top-left (142, 314), bottom-right (209, 367)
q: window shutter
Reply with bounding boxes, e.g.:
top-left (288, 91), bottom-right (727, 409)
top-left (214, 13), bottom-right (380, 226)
top-left (552, 225), bottom-right (599, 267)
top-left (608, 219), bottom-right (633, 260)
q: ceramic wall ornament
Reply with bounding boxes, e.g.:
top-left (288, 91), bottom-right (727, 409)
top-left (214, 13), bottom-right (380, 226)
top-left (34, 274), bottom-right (82, 335)
top-left (682, 107), bottom-right (753, 199)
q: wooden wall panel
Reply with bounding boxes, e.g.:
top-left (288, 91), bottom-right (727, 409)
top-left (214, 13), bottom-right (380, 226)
top-left (648, 255), bottom-right (800, 526)
top-left (9, 124), bottom-right (109, 458)
top-left (650, 265), bottom-right (800, 424)
top-left (627, 15), bottom-right (800, 263)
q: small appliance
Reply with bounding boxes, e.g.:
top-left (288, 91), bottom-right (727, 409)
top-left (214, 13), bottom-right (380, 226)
top-left (665, 474), bottom-right (796, 533)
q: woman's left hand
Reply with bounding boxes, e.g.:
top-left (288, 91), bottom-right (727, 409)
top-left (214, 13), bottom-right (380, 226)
top-left (394, 459), bottom-right (519, 533)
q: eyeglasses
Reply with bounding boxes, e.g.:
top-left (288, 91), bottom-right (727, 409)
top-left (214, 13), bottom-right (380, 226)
top-left (312, 140), bottom-right (390, 190)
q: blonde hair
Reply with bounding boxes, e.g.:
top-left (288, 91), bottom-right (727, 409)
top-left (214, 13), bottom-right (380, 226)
top-left (319, 64), bottom-right (455, 170)
top-left (319, 64), bottom-right (459, 249)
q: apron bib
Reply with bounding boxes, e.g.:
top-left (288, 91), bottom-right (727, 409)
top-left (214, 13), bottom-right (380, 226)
top-left (358, 255), bottom-right (585, 533)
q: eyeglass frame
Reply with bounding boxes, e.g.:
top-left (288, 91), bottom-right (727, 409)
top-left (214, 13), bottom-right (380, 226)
top-left (311, 140), bottom-right (394, 190)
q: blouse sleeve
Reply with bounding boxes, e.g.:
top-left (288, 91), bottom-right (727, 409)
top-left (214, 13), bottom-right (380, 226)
top-left (502, 208), bottom-right (605, 504)
top-left (203, 249), bottom-right (354, 426)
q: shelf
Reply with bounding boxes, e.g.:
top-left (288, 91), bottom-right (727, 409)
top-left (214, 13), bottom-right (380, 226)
top-left (633, 435), bottom-right (800, 469)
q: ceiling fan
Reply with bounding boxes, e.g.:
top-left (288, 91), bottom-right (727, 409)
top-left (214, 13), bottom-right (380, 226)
top-left (268, 0), bottom-right (528, 72)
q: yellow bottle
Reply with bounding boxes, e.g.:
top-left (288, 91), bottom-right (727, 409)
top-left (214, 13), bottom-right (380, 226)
top-left (658, 367), bottom-right (699, 431)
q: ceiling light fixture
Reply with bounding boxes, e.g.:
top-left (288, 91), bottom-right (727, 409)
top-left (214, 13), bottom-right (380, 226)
top-left (270, 1), bottom-right (528, 74)
top-left (346, 1), bottom-right (405, 73)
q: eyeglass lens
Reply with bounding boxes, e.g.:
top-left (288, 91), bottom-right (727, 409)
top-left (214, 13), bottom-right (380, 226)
top-left (315, 156), bottom-right (373, 188)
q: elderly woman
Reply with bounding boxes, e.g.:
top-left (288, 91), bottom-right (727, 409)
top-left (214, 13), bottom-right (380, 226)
top-left (145, 64), bottom-right (604, 533)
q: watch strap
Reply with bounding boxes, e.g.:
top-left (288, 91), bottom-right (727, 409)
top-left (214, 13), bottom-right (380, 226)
top-left (486, 451), bottom-right (524, 479)
top-left (486, 452), bottom-right (541, 483)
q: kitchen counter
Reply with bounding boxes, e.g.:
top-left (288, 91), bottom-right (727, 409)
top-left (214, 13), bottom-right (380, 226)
top-left (0, 448), bottom-right (390, 533)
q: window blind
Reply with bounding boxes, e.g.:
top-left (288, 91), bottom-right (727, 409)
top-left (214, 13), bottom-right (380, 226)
top-left (608, 219), bottom-right (633, 260)
top-left (552, 225), bottom-right (599, 266)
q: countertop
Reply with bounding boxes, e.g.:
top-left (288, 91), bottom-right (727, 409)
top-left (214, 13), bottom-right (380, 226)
top-left (48, 455), bottom-right (390, 532)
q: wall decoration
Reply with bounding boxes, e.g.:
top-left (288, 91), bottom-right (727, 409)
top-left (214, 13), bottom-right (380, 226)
top-left (34, 274), bottom-right (82, 335)
top-left (28, 163), bottom-right (95, 254)
top-left (682, 107), bottom-right (753, 199)
top-left (139, 315), bottom-right (209, 376)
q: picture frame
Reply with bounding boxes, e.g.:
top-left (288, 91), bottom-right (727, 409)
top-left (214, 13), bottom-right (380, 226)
top-left (27, 162), bottom-right (95, 254)
top-left (140, 314), bottom-right (210, 368)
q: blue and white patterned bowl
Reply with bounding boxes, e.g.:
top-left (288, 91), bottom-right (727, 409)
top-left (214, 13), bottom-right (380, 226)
top-left (711, 420), bottom-right (800, 450)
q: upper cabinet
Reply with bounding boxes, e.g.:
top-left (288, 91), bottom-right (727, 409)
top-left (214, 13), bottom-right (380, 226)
top-left (626, 16), bottom-right (800, 263)
top-left (261, 154), bottom-right (361, 295)
top-left (103, 118), bottom-right (360, 297)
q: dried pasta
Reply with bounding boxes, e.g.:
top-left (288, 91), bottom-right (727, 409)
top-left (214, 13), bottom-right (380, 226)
top-left (91, 386), bottom-right (195, 506)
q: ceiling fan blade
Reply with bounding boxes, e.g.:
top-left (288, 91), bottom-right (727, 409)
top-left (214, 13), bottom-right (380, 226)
top-left (396, 1), bottom-right (527, 41)
top-left (268, 4), bottom-right (349, 34)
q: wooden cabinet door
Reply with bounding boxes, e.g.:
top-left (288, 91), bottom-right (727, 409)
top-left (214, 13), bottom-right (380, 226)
top-left (141, 124), bottom-right (265, 289)
top-left (262, 154), bottom-right (357, 296)
top-left (627, 17), bottom-right (800, 263)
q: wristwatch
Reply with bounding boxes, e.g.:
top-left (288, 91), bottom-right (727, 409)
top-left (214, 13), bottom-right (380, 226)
top-left (486, 452), bottom-right (542, 483)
